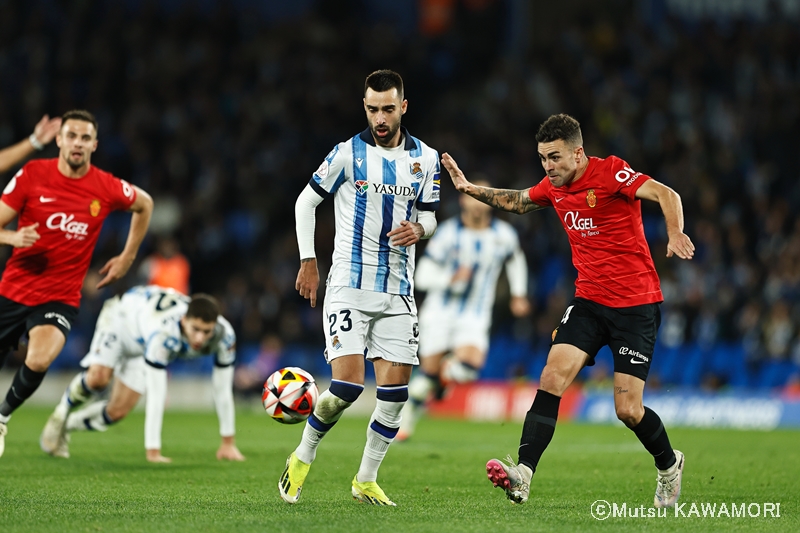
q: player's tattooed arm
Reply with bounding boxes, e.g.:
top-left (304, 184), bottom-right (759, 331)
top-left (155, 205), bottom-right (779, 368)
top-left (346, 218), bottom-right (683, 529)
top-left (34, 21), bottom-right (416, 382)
top-left (441, 152), bottom-right (545, 214)
top-left (468, 186), bottom-right (546, 215)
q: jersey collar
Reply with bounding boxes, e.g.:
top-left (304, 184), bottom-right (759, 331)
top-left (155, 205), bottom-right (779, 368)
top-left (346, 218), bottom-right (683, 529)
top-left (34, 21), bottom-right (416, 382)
top-left (358, 126), bottom-right (418, 151)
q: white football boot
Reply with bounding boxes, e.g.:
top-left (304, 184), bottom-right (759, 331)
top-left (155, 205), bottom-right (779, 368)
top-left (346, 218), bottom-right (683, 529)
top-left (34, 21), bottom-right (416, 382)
top-left (654, 450), bottom-right (684, 508)
top-left (486, 455), bottom-right (532, 504)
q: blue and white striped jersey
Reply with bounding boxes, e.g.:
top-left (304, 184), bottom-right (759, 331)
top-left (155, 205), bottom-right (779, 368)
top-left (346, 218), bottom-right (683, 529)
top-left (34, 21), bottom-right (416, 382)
top-left (417, 217), bottom-right (527, 318)
top-left (115, 285), bottom-right (236, 369)
top-left (309, 127), bottom-right (440, 296)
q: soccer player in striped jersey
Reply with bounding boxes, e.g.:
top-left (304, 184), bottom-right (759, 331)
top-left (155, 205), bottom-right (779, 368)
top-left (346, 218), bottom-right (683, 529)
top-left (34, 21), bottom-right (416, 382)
top-left (443, 114), bottom-right (694, 509)
top-left (398, 179), bottom-right (530, 440)
top-left (39, 286), bottom-right (243, 463)
top-left (281, 70), bottom-right (439, 506)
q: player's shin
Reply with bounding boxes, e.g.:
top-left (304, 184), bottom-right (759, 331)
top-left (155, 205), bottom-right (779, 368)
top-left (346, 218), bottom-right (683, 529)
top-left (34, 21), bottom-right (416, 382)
top-left (517, 389), bottom-right (561, 473)
top-left (357, 385), bottom-right (407, 483)
top-left (0, 363), bottom-right (47, 417)
top-left (631, 406), bottom-right (676, 470)
top-left (54, 372), bottom-right (102, 420)
top-left (294, 380), bottom-right (363, 464)
top-left (65, 401), bottom-right (117, 432)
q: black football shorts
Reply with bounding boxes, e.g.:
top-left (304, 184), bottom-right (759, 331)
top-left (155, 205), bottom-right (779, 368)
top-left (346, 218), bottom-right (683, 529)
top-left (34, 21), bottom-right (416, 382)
top-left (0, 295), bottom-right (79, 351)
top-left (551, 297), bottom-right (661, 381)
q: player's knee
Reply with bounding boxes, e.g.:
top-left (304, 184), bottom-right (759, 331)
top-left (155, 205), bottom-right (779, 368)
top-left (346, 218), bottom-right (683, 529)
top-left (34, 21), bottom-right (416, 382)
top-left (615, 404), bottom-right (643, 427)
top-left (539, 365), bottom-right (570, 396)
top-left (85, 366), bottom-right (112, 390)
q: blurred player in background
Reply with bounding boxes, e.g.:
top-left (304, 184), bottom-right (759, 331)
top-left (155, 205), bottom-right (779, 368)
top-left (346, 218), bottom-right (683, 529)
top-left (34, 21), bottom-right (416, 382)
top-left (284, 69), bottom-right (439, 506)
top-left (443, 114), bottom-right (694, 508)
top-left (398, 178), bottom-right (530, 440)
top-left (0, 110), bottom-right (153, 457)
top-left (40, 286), bottom-right (243, 463)
top-left (0, 114), bottom-right (63, 173)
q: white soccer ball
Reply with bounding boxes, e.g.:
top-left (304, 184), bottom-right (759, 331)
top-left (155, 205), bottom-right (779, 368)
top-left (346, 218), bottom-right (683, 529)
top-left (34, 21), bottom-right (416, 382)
top-left (262, 367), bottom-right (318, 424)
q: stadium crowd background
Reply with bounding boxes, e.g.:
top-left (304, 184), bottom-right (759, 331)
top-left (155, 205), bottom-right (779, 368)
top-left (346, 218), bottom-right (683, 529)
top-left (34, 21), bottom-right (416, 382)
top-left (0, 0), bottom-right (798, 394)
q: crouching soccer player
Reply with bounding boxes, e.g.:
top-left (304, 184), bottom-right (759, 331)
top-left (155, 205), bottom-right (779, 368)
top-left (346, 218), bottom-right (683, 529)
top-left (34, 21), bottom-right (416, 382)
top-left (40, 286), bottom-right (244, 463)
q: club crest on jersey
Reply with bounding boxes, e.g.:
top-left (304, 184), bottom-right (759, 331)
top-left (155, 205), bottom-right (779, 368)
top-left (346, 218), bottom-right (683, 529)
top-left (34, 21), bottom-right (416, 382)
top-left (586, 189), bottom-right (597, 208)
top-left (355, 180), bottom-right (369, 195)
top-left (410, 162), bottom-right (424, 179)
top-left (89, 199), bottom-right (101, 217)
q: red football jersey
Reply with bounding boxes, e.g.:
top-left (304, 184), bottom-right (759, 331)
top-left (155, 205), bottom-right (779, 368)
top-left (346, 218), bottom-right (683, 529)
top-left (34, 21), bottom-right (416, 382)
top-left (0, 159), bottom-right (137, 306)
top-left (528, 156), bottom-right (663, 307)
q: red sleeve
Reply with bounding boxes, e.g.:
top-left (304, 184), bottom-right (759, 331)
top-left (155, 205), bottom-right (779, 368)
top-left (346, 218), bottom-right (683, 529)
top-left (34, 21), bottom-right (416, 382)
top-left (527, 176), bottom-right (553, 207)
top-left (604, 156), bottom-right (651, 199)
top-left (105, 174), bottom-right (137, 211)
top-left (1, 166), bottom-right (31, 212)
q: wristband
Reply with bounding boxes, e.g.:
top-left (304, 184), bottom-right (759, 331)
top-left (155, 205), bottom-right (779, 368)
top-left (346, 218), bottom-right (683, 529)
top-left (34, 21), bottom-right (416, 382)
top-left (29, 134), bottom-right (44, 150)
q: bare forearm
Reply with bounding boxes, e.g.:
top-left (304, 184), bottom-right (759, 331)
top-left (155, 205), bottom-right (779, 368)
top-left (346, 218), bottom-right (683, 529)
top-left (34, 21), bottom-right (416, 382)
top-left (659, 188), bottom-right (685, 237)
top-left (465, 184), bottom-right (545, 214)
top-left (0, 139), bottom-right (36, 173)
top-left (122, 210), bottom-right (151, 258)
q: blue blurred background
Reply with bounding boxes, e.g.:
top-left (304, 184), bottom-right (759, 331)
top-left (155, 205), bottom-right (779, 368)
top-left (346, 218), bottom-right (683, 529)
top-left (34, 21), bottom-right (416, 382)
top-left (0, 0), bottom-right (799, 398)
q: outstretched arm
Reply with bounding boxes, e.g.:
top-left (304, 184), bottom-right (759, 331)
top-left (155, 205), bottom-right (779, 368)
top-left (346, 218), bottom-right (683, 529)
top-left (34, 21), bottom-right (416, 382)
top-left (441, 153), bottom-right (545, 215)
top-left (635, 179), bottom-right (695, 260)
top-left (0, 115), bottom-right (62, 173)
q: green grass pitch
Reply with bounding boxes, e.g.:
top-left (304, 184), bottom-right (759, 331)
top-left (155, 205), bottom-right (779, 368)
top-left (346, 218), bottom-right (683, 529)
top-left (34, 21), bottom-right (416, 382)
top-left (1, 406), bottom-right (796, 532)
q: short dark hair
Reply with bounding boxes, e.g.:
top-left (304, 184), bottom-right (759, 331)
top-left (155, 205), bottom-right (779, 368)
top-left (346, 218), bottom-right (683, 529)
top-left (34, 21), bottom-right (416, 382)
top-left (535, 114), bottom-right (583, 147)
top-left (186, 293), bottom-right (220, 323)
top-left (61, 109), bottom-right (99, 135)
top-left (364, 69), bottom-right (404, 99)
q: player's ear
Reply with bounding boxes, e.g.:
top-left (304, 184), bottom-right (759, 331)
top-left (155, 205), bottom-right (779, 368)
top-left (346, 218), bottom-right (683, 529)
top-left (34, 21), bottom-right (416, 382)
top-left (91, 139), bottom-right (98, 153)
top-left (401, 99), bottom-right (408, 115)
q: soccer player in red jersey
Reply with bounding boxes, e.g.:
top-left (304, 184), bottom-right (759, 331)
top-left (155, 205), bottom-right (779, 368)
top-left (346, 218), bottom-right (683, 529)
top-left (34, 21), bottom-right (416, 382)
top-left (0, 110), bottom-right (154, 457)
top-left (442, 114), bottom-right (695, 508)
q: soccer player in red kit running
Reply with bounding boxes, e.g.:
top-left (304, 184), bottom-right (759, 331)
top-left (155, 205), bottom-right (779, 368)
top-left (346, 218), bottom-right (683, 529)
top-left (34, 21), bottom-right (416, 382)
top-left (0, 110), bottom-right (153, 457)
top-left (441, 114), bottom-right (694, 509)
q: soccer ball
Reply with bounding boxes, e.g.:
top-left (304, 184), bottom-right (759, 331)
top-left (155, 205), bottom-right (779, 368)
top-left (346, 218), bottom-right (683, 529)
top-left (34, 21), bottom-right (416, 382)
top-left (262, 367), bottom-right (319, 424)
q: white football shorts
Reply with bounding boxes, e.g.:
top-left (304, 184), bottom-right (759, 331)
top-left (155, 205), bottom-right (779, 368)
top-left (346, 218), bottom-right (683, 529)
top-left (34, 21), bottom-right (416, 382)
top-left (417, 302), bottom-right (491, 358)
top-left (322, 285), bottom-right (419, 365)
top-left (79, 296), bottom-right (147, 394)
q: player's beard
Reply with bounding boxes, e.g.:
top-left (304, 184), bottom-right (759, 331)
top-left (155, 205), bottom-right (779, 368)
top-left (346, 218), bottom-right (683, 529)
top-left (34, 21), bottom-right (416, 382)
top-left (65, 152), bottom-right (87, 171)
top-left (370, 121), bottom-right (401, 147)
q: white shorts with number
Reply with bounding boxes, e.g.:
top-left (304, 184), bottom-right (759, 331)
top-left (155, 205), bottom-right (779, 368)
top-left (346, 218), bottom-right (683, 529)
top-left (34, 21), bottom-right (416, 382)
top-left (322, 286), bottom-right (419, 365)
top-left (417, 303), bottom-right (491, 358)
top-left (79, 296), bottom-right (147, 394)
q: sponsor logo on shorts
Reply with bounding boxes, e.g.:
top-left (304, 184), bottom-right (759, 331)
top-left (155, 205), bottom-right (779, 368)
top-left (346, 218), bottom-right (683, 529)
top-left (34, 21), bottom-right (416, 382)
top-left (331, 335), bottom-right (342, 350)
top-left (44, 312), bottom-right (71, 331)
top-left (408, 338), bottom-right (418, 345)
top-left (620, 346), bottom-right (649, 364)
top-left (413, 322), bottom-right (419, 338)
